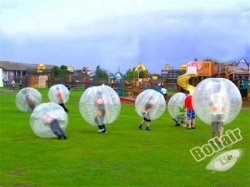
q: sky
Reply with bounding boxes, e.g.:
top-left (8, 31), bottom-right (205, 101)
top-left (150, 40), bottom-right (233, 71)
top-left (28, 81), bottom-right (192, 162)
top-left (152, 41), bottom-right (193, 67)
top-left (0, 0), bottom-right (250, 74)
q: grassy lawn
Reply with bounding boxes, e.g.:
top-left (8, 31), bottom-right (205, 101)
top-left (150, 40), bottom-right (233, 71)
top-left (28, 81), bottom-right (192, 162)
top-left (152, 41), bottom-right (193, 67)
top-left (0, 88), bottom-right (249, 187)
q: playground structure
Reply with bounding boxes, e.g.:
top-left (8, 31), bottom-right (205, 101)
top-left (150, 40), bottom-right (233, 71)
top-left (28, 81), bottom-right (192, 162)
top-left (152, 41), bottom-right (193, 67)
top-left (161, 64), bottom-right (184, 91)
top-left (110, 67), bottom-right (145, 97)
top-left (4, 60), bottom-right (248, 100)
top-left (110, 64), bottom-right (164, 97)
top-left (177, 59), bottom-right (250, 99)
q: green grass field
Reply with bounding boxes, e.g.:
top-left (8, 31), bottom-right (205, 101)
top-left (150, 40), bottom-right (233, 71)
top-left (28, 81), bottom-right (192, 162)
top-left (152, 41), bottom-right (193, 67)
top-left (0, 88), bottom-right (249, 187)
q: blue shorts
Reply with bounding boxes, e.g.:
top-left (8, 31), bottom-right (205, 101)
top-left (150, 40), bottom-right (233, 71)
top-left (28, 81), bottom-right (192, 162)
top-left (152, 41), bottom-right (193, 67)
top-left (187, 110), bottom-right (195, 119)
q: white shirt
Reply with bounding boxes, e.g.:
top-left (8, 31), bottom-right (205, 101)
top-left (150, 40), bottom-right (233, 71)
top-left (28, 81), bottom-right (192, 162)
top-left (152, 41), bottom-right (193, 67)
top-left (161, 88), bottom-right (167, 94)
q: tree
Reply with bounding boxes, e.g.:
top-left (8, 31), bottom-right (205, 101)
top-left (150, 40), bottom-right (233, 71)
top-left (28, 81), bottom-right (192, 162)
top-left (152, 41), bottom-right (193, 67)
top-left (133, 69), bottom-right (147, 79)
top-left (125, 68), bottom-right (133, 81)
top-left (60, 65), bottom-right (67, 70)
top-left (138, 70), bottom-right (147, 78)
top-left (95, 65), bottom-right (109, 80)
top-left (53, 66), bottom-right (59, 77)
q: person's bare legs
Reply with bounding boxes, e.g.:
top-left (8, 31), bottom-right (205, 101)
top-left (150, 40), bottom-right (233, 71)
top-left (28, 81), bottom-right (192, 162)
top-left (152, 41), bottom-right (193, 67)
top-left (219, 129), bottom-right (223, 143)
top-left (139, 120), bottom-right (144, 129)
top-left (188, 119), bottom-right (192, 129)
top-left (211, 132), bottom-right (216, 140)
top-left (146, 122), bottom-right (151, 131)
top-left (191, 119), bottom-right (195, 128)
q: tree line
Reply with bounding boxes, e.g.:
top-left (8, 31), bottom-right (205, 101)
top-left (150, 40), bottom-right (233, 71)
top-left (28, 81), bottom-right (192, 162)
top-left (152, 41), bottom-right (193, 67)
top-left (53, 65), bottom-right (161, 81)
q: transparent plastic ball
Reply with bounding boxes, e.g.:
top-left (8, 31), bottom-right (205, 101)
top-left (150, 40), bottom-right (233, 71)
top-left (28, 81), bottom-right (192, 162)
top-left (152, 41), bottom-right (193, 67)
top-left (192, 78), bottom-right (242, 125)
top-left (135, 89), bottom-right (166, 120)
top-left (168, 92), bottom-right (186, 119)
top-left (30, 102), bottom-right (68, 138)
top-left (15, 87), bottom-right (42, 112)
top-left (79, 84), bottom-right (121, 126)
top-left (48, 84), bottom-right (70, 104)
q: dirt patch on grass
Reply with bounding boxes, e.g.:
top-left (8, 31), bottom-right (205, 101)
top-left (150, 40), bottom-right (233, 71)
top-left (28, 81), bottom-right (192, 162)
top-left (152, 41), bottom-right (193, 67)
top-left (9, 169), bottom-right (27, 176)
top-left (0, 90), bottom-right (17, 95)
top-left (14, 184), bottom-right (33, 187)
top-left (242, 99), bottom-right (250, 109)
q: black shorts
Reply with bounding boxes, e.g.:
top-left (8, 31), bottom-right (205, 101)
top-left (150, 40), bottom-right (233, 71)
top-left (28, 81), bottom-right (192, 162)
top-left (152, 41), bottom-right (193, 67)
top-left (144, 117), bottom-right (151, 122)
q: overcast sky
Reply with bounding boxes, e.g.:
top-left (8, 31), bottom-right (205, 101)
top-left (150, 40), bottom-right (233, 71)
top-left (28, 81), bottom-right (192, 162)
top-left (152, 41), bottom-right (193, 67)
top-left (0, 0), bottom-right (249, 74)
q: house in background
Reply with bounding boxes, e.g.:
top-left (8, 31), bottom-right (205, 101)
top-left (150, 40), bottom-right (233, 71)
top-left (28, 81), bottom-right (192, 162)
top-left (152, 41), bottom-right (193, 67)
top-left (0, 61), bottom-right (55, 88)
